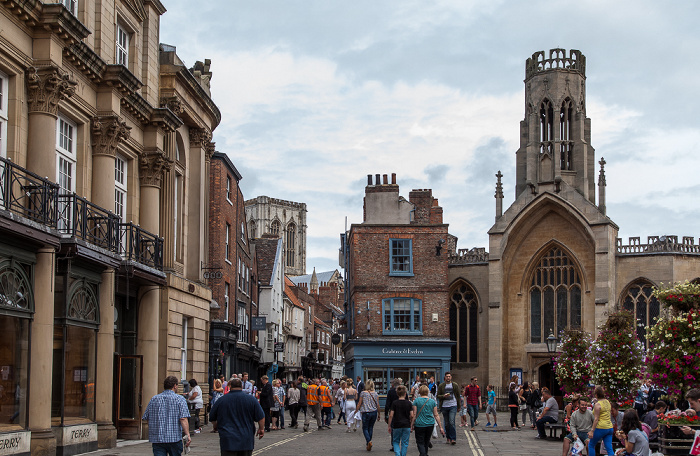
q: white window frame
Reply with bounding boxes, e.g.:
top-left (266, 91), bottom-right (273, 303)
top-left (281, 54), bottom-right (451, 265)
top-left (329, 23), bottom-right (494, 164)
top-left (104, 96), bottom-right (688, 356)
top-left (226, 175), bottom-right (232, 203)
top-left (224, 282), bottom-right (230, 322)
top-left (116, 24), bottom-right (129, 67)
top-left (180, 317), bottom-right (188, 380)
top-left (0, 71), bottom-right (7, 159)
top-left (225, 223), bottom-right (231, 261)
top-left (56, 115), bottom-right (77, 232)
top-left (114, 155), bottom-right (127, 223)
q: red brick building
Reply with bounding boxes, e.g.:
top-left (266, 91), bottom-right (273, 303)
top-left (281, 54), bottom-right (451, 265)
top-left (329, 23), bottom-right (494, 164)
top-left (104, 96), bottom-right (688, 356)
top-left (342, 174), bottom-right (453, 395)
top-left (208, 152), bottom-right (261, 383)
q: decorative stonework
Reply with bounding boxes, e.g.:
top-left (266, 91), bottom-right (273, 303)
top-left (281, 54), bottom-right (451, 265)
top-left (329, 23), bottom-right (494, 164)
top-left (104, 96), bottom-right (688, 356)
top-left (598, 157), bottom-right (606, 186)
top-left (91, 116), bottom-right (131, 157)
top-left (67, 280), bottom-right (98, 323)
top-left (205, 141), bottom-right (216, 161)
top-left (189, 127), bottom-right (212, 148)
top-left (160, 96), bottom-right (184, 116)
top-left (139, 150), bottom-right (172, 188)
top-left (26, 66), bottom-right (77, 115)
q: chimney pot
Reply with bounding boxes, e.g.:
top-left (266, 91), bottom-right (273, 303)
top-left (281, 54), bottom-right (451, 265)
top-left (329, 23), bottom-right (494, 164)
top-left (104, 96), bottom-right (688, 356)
top-left (391, 173), bottom-right (396, 184)
top-left (383, 174), bottom-right (388, 185)
top-left (367, 174), bottom-right (372, 186)
top-left (375, 174), bottom-right (380, 185)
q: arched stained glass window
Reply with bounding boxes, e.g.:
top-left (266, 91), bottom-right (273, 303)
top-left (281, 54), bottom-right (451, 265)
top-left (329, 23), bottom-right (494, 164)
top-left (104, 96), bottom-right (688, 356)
top-left (449, 282), bottom-right (478, 363)
top-left (286, 222), bottom-right (296, 268)
top-left (621, 279), bottom-right (660, 349)
top-left (530, 247), bottom-right (581, 343)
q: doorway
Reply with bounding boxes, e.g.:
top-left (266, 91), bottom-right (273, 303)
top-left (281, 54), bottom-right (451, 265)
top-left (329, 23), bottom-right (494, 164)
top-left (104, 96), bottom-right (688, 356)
top-left (114, 355), bottom-right (143, 439)
top-left (537, 362), bottom-right (562, 397)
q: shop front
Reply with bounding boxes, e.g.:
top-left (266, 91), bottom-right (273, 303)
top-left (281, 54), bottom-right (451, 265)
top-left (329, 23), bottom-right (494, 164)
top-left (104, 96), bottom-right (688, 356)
top-left (344, 339), bottom-right (453, 405)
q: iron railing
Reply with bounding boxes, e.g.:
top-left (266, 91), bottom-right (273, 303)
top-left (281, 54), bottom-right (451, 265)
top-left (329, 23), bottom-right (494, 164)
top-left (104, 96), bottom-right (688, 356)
top-left (0, 156), bottom-right (59, 227)
top-left (119, 223), bottom-right (163, 270)
top-left (57, 193), bottom-right (120, 251)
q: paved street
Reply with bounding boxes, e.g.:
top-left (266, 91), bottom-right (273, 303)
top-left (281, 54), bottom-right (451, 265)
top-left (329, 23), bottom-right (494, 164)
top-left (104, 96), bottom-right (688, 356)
top-left (87, 414), bottom-right (564, 456)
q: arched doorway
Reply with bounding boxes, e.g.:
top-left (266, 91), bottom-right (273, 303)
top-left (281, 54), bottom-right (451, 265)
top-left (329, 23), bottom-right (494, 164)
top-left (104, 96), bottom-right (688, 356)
top-left (537, 362), bottom-right (562, 397)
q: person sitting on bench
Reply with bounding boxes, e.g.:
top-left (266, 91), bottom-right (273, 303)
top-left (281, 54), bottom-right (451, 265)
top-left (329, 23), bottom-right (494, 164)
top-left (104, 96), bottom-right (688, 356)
top-left (563, 400), bottom-right (593, 456)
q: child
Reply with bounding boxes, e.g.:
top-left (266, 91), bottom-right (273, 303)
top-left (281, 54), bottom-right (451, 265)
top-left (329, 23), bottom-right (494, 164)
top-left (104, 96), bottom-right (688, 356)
top-left (389, 385), bottom-right (414, 456)
top-left (485, 384), bottom-right (498, 428)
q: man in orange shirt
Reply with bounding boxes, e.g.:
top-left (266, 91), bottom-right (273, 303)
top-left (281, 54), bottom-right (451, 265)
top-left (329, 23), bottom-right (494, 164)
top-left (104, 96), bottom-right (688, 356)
top-left (304, 378), bottom-right (324, 431)
top-left (319, 379), bottom-right (334, 428)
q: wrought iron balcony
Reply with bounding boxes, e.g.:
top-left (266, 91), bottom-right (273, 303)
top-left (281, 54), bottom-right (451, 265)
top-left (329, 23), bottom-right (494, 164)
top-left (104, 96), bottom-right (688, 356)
top-left (0, 156), bottom-right (59, 227)
top-left (57, 193), bottom-right (120, 251)
top-left (119, 223), bottom-right (164, 270)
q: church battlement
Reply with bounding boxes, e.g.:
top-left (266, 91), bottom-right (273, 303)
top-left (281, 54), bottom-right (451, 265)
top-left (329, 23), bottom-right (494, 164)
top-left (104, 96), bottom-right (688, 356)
top-left (448, 247), bottom-right (489, 265)
top-left (525, 48), bottom-right (586, 80)
top-left (616, 235), bottom-right (700, 255)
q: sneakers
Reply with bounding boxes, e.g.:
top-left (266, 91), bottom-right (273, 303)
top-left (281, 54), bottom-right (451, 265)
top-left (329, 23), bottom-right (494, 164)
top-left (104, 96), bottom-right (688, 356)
top-left (493, 424), bottom-right (497, 428)
top-left (486, 423), bottom-right (492, 427)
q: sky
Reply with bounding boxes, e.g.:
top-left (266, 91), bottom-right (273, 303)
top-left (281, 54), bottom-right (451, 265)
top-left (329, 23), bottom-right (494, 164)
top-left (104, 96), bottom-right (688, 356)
top-left (160, 1), bottom-right (700, 274)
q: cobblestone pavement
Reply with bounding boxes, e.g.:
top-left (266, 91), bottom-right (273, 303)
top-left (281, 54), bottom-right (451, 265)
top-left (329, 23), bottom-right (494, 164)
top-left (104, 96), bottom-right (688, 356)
top-left (87, 414), bottom-right (565, 456)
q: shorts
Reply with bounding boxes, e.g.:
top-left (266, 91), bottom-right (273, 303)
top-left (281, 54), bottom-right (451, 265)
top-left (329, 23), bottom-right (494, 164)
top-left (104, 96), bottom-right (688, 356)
top-left (565, 431), bottom-right (588, 443)
top-left (271, 410), bottom-right (280, 418)
top-left (459, 408), bottom-right (468, 417)
top-left (485, 404), bottom-right (497, 415)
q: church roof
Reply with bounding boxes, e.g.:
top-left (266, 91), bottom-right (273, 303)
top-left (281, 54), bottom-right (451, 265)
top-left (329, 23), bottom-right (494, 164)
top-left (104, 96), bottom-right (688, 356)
top-left (290, 270), bottom-right (340, 286)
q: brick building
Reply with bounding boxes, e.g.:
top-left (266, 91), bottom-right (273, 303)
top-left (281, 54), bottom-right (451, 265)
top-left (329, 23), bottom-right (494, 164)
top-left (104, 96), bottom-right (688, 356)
top-left (207, 152), bottom-right (260, 385)
top-left (341, 174), bottom-right (453, 396)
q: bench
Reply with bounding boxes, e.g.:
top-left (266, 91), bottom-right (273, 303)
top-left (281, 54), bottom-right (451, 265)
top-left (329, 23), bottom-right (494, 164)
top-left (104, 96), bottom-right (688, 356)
top-left (544, 422), bottom-right (567, 440)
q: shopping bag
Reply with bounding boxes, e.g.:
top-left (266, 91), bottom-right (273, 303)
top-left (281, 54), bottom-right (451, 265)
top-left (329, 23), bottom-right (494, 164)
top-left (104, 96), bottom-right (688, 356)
top-left (690, 430), bottom-right (700, 456)
top-left (570, 438), bottom-right (585, 455)
top-left (432, 422), bottom-right (438, 438)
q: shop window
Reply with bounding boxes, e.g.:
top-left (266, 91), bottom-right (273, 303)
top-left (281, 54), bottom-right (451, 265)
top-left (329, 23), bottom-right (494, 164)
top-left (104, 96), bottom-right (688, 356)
top-left (52, 279), bottom-right (98, 425)
top-left (389, 239), bottom-right (413, 276)
top-left (382, 297), bottom-right (422, 335)
top-left (621, 279), bottom-right (660, 349)
top-left (529, 246), bottom-right (582, 343)
top-left (449, 282), bottom-right (478, 363)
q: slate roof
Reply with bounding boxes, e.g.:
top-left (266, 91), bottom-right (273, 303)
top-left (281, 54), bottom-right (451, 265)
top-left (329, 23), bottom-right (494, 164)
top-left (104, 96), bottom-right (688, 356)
top-left (252, 236), bottom-right (282, 286)
top-left (290, 270), bottom-right (340, 286)
top-left (284, 276), bottom-right (305, 309)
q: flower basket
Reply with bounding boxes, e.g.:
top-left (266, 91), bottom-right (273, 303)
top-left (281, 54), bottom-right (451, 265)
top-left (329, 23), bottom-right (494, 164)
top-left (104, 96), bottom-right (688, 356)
top-left (659, 424), bottom-right (700, 455)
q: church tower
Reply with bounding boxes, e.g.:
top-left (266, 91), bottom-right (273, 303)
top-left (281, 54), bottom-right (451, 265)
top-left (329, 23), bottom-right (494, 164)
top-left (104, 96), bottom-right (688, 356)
top-left (515, 49), bottom-right (596, 202)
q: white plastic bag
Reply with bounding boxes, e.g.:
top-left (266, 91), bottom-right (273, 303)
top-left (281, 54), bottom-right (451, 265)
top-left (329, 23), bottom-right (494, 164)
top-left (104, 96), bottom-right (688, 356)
top-left (432, 422), bottom-right (438, 438)
top-left (690, 430), bottom-right (700, 456)
top-left (570, 438), bottom-right (585, 455)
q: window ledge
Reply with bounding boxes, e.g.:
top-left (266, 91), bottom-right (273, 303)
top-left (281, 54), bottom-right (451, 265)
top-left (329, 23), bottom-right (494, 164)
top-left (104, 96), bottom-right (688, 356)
top-left (225, 259), bottom-right (232, 265)
top-left (382, 331), bottom-right (423, 336)
top-left (227, 198), bottom-right (233, 206)
top-left (389, 272), bottom-right (414, 277)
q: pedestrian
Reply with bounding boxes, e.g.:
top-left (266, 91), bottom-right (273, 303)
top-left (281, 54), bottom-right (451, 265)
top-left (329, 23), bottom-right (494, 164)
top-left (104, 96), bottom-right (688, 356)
top-left (518, 381), bottom-right (531, 427)
top-left (535, 387), bottom-right (559, 440)
top-left (388, 385), bottom-right (414, 456)
top-left (305, 378), bottom-right (324, 431)
top-left (336, 380), bottom-right (347, 424)
top-left (485, 384), bottom-right (497, 428)
top-left (271, 379), bottom-right (283, 430)
top-left (587, 386), bottom-right (615, 455)
top-left (680, 388), bottom-right (700, 436)
top-left (562, 399), bottom-right (592, 456)
top-left (633, 379), bottom-right (651, 420)
top-left (356, 379), bottom-right (380, 451)
top-left (259, 375), bottom-right (274, 432)
top-left (357, 376), bottom-right (365, 394)
top-left (464, 376), bottom-right (482, 431)
top-left (384, 378), bottom-right (400, 450)
top-left (279, 378), bottom-right (288, 429)
top-left (508, 382), bottom-right (519, 429)
top-left (410, 377), bottom-right (422, 402)
top-left (527, 382), bottom-right (541, 429)
top-left (320, 379), bottom-right (333, 428)
top-left (345, 378), bottom-right (360, 432)
top-left (288, 380), bottom-right (300, 428)
top-left (242, 372), bottom-right (253, 395)
top-left (616, 409), bottom-right (649, 456)
top-left (297, 377), bottom-right (308, 427)
top-left (142, 375), bottom-right (192, 456)
top-left (187, 378), bottom-right (204, 432)
top-left (436, 372), bottom-right (461, 445)
top-left (411, 384), bottom-right (444, 456)
top-left (209, 377), bottom-right (265, 456)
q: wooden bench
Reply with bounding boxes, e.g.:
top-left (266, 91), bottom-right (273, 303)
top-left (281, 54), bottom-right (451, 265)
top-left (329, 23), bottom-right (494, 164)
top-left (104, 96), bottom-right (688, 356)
top-left (544, 422), bottom-right (567, 440)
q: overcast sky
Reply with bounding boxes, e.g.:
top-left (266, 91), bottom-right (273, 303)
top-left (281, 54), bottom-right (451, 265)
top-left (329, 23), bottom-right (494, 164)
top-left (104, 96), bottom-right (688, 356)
top-left (161, 1), bottom-right (700, 274)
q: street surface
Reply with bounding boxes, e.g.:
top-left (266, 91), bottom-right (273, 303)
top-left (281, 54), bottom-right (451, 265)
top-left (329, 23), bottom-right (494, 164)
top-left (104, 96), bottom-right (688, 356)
top-left (87, 414), bottom-right (564, 456)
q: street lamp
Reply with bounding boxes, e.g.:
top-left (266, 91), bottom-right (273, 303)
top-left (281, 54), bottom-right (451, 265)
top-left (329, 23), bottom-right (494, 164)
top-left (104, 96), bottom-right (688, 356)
top-left (545, 329), bottom-right (558, 393)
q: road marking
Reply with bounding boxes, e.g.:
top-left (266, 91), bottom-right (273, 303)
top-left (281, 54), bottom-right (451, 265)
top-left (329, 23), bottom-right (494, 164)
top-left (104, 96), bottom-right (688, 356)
top-left (252, 430), bottom-right (313, 455)
top-left (464, 429), bottom-right (484, 456)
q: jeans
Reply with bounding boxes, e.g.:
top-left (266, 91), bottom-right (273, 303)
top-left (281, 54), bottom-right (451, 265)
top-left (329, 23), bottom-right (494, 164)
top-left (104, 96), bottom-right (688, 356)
top-left (535, 415), bottom-right (557, 438)
top-left (361, 410), bottom-right (378, 443)
top-left (414, 425), bottom-right (433, 456)
top-left (467, 404), bottom-right (479, 427)
top-left (441, 406), bottom-right (457, 441)
top-left (588, 427), bottom-right (614, 456)
top-left (392, 427), bottom-right (410, 456)
top-left (152, 441), bottom-right (184, 456)
top-left (322, 406), bottom-right (332, 426)
top-left (527, 405), bottom-right (537, 425)
top-left (279, 406), bottom-right (285, 427)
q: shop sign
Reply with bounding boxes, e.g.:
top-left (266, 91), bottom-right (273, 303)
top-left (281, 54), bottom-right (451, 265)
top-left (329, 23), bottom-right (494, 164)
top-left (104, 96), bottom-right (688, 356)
top-left (274, 342), bottom-right (285, 352)
top-left (0, 431), bottom-right (30, 455)
top-left (251, 317), bottom-right (266, 331)
top-left (62, 423), bottom-right (97, 445)
top-left (381, 347), bottom-right (425, 355)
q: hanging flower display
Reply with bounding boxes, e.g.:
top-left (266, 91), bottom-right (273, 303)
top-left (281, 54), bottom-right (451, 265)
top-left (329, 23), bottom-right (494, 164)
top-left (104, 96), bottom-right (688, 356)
top-left (555, 329), bottom-right (593, 396)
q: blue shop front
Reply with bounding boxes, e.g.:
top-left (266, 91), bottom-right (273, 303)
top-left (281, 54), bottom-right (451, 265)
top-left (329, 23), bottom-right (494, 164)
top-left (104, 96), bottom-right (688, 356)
top-left (344, 338), bottom-right (453, 405)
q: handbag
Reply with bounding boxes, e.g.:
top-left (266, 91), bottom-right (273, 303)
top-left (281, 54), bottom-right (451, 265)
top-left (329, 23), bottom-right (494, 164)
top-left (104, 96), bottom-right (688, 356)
top-left (519, 404), bottom-right (527, 411)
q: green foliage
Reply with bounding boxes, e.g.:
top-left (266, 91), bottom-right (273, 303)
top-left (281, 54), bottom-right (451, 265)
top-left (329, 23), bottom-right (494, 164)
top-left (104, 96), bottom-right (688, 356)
top-left (653, 280), bottom-right (700, 312)
top-left (554, 329), bottom-right (593, 396)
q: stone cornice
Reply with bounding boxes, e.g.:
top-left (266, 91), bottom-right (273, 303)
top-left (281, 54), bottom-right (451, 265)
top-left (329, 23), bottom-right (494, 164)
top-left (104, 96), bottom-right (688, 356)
top-left (150, 107), bottom-right (183, 132)
top-left (26, 66), bottom-right (77, 115)
top-left (91, 115), bottom-right (131, 157)
top-left (160, 96), bottom-right (184, 116)
top-left (102, 64), bottom-right (143, 95)
top-left (39, 3), bottom-right (91, 45)
top-left (144, 0), bottom-right (167, 15)
top-left (121, 92), bottom-right (152, 124)
top-left (139, 149), bottom-right (172, 188)
top-left (63, 42), bottom-right (106, 82)
top-left (176, 67), bottom-right (221, 129)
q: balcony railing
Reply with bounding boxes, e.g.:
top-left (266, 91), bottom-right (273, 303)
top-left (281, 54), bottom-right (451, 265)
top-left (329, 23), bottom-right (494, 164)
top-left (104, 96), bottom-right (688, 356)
top-left (0, 156), bottom-right (59, 227)
top-left (1, 157), bottom-right (164, 270)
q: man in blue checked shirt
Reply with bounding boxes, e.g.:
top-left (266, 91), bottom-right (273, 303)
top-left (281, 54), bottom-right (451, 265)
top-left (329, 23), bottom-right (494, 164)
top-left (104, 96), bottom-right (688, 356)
top-left (143, 375), bottom-right (192, 456)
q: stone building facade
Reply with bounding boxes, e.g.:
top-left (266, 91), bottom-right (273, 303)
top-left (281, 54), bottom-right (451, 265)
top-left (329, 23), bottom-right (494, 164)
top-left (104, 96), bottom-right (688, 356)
top-left (0, 1), bottom-right (219, 454)
top-left (245, 195), bottom-right (307, 276)
top-left (447, 49), bottom-right (700, 392)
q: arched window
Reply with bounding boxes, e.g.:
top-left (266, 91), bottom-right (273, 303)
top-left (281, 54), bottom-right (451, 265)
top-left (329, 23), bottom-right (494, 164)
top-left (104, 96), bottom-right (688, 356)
top-left (249, 220), bottom-right (256, 239)
top-left (285, 222), bottom-right (296, 268)
top-left (559, 98), bottom-right (573, 170)
top-left (449, 282), bottom-right (478, 363)
top-left (621, 279), bottom-right (660, 349)
top-left (270, 220), bottom-right (280, 236)
top-left (530, 247), bottom-right (582, 343)
top-left (539, 99), bottom-right (554, 156)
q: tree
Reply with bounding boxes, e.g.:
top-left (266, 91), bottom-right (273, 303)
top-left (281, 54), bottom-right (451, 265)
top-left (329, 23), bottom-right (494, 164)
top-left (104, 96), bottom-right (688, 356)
top-left (589, 310), bottom-right (645, 403)
top-left (554, 329), bottom-right (593, 396)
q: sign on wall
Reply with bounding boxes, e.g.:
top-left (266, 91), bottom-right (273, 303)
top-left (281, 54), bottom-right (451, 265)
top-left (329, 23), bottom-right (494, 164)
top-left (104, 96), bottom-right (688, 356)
top-left (274, 342), bottom-right (285, 352)
top-left (0, 431), bottom-right (30, 455)
top-left (251, 316), bottom-right (266, 331)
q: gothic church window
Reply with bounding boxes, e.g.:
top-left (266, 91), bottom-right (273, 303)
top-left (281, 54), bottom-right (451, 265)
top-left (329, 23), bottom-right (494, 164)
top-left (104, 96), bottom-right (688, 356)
top-left (249, 220), bottom-right (256, 239)
top-left (449, 282), bottom-right (478, 363)
top-left (560, 98), bottom-right (573, 170)
top-left (270, 220), bottom-right (280, 236)
top-left (286, 222), bottom-right (296, 268)
top-left (539, 99), bottom-right (554, 156)
top-left (530, 247), bottom-right (581, 343)
top-left (621, 279), bottom-right (660, 350)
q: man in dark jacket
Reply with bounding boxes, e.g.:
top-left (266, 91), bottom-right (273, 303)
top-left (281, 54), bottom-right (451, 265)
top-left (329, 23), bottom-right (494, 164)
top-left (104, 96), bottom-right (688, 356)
top-left (259, 375), bottom-right (274, 432)
top-left (384, 378), bottom-right (400, 451)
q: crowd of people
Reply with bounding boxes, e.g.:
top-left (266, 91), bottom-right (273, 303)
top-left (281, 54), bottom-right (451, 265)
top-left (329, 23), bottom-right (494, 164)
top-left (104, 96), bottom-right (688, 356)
top-left (139, 371), bottom-right (700, 456)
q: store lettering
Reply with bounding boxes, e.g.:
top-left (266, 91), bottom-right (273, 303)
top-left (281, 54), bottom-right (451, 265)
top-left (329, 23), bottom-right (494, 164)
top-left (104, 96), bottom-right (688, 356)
top-left (0, 437), bottom-right (21, 450)
top-left (381, 348), bottom-right (424, 355)
top-left (70, 428), bottom-right (90, 440)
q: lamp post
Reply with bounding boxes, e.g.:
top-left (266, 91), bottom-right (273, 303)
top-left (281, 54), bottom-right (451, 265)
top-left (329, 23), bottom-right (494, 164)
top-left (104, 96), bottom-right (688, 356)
top-left (546, 329), bottom-right (558, 394)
